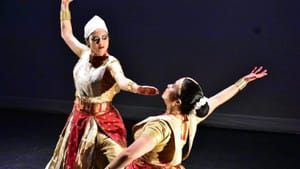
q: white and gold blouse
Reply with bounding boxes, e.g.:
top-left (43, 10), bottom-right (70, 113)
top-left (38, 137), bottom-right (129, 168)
top-left (73, 50), bottom-right (122, 103)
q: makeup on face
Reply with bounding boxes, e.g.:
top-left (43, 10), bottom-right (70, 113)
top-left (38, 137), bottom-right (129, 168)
top-left (90, 34), bottom-right (109, 44)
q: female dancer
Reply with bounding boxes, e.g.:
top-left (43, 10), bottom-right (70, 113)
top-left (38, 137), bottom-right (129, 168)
top-left (106, 66), bottom-right (268, 169)
top-left (46, 0), bottom-right (159, 169)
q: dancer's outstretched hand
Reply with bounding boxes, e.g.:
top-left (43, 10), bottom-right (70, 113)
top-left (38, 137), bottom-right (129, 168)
top-left (136, 86), bottom-right (160, 95)
top-left (243, 66), bottom-right (268, 83)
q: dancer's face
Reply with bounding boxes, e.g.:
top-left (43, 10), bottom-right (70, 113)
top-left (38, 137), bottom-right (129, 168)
top-left (162, 78), bottom-right (184, 105)
top-left (88, 29), bottom-right (109, 56)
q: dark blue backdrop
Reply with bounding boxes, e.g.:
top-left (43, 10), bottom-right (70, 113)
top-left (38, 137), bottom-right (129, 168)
top-left (0, 0), bottom-right (299, 130)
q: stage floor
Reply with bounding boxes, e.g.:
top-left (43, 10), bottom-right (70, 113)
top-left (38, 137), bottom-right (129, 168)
top-left (1, 108), bottom-right (299, 169)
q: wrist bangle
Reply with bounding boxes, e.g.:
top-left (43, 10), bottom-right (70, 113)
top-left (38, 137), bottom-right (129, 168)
top-left (127, 81), bottom-right (136, 93)
top-left (235, 78), bottom-right (247, 91)
top-left (60, 10), bottom-right (71, 20)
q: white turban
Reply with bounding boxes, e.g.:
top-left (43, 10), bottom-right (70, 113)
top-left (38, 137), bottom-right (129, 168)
top-left (84, 15), bottom-right (108, 39)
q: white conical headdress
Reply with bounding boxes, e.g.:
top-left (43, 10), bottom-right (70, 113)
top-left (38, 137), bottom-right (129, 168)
top-left (84, 15), bottom-right (108, 39)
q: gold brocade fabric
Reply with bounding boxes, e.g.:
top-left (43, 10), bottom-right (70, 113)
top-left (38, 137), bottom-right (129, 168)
top-left (45, 108), bottom-right (125, 169)
top-left (130, 114), bottom-right (199, 169)
top-left (46, 53), bottom-right (127, 169)
top-left (73, 53), bottom-right (122, 100)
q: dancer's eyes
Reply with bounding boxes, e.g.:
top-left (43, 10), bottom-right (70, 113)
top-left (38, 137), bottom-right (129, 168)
top-left (91, 34), bottom-right (109, 44)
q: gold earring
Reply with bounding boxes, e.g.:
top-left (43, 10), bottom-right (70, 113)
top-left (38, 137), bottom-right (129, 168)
top-left (172, 102), bottom-right (177, 107)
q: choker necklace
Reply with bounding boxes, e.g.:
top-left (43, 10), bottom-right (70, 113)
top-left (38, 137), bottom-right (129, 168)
top-left (89, 55), bottom-right (108, 68)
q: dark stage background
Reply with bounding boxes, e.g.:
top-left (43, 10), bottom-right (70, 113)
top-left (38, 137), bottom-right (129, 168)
top-left (0, 0), bottom-right (299, 134)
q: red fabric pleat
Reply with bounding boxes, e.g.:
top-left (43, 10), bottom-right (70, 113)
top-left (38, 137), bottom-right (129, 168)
top-left (94, 108), bottom-right (127, 147)
top-left (64, 102), bottom-right (127, 169)
top-left (65, 108), bottom-right (91, 169)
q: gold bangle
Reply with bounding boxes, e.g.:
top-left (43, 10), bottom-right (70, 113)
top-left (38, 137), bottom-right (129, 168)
top-left (60, 10), bottom-right (71, 20)
top-left (235, 78), bottom-right (247, 91)
top-left (127, 81), bottom-right (136, 93)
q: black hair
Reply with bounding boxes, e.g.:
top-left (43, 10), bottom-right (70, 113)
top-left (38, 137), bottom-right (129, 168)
top-left (178, 78), bottom-right (209, 117)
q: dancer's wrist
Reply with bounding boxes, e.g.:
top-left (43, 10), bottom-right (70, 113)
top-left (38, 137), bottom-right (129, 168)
top-left (235, 78), bottom-right (247, 91)
top-left (60, 10), bottom-right (71, 20)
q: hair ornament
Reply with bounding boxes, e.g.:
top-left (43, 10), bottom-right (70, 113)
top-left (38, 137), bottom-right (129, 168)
top-left (195, 96), bottom-right (208, 110)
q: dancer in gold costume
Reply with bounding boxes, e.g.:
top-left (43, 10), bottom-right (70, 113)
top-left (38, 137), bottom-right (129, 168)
top-left (46, 0), bottom-right (159, 169)
top-left (106, 66), bottom-right (268, 169)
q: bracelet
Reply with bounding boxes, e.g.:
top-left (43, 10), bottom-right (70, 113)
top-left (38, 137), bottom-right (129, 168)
top-left (127, 81), bottom-right (136, 93)
top-left (60, 10), bottom-right (71, 20)
top-left (235, 78), bottom-right (247, 91)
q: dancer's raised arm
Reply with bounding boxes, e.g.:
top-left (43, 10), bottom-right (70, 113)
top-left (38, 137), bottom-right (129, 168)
top-left (60, 0), bottom-right (87, 57)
